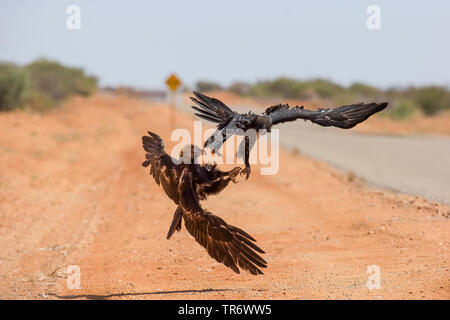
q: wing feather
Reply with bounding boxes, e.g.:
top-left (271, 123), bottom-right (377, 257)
top-left (141, 131), bottom-right (176, 185)
top-left (266, 102), bottom-right (388, 129)
top-left (178, 168), bottom-right (266, 275)
top-left (191, 91), bottom-right (236, 119)
top-left (190, 91), bottom-right (237, 129)
top-left (191, 106), bottom-right (222, 122)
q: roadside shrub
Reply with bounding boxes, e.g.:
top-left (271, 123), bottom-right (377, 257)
top-left (246, 77), bottom-right (345, 100)
top-left (196, 81), bottom-right (222, 92)
top-left (26, 58), bottom-right (97, 104)
top-left (386, 99), bottom-right (420, 120)
top-left (411, 86), bottom-right (449, 116)
top-left (0, 58), bottom-right (98, 112)
top-left (229, 81), bottom-right (251, 96)
top-left (0, 63), bottom-right (29, 111)
top-left (332, 90), bottom-right (359, 106)
top-left (235, 77), bottom-right (450, 118)
top-left (349, 82), bottom-right (380, 98)
top-left (24, 90), bottom-right (55, 112)
top-left (249, 77), bottom-right (308, 99)
top-left (306, 79), bottom-right (343, 99)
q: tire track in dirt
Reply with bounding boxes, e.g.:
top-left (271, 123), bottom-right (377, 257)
top-left (0, 96), bottom-right (149, 298)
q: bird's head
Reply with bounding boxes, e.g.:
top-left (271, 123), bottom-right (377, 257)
top-left (235, 113), bottom-right (254, 130)
top-left (179, 144), bottom-right (204, 164)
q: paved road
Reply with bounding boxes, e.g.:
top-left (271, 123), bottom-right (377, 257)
top-left (177, 99), bottom-right (450, 204)
top-left (279, 122), bottom-right (450, 204)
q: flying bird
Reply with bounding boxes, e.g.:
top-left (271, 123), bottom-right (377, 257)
top-left (190, 91), bottom-right (388, 178)
top-left (142, 131), bottom-right (267, 275)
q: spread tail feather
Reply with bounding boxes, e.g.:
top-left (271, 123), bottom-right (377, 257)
top-left (167, 206), bottom-right (183, 239)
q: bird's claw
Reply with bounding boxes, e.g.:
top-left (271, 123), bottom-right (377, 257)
top-left (229, 167), bottom-right (242, 183)
top-left (240, 165), bottom-right (251, 180)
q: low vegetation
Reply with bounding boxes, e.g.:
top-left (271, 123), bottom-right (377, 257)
top-left (3, 57), bottom-right (446, 119)
top-left (0, 63), bottom-right (29, 111)
top-left (0, 58), bottom-right (97, 112)
top-left (197, 78), bottom-right (450, 119)
top-left (196, 80), bottom-right (222, 92)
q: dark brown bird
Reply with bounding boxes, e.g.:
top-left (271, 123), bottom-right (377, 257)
top-left (142, 131), bottom-right (267, 275)
top-left (190, 91), bottom-right (388, 178)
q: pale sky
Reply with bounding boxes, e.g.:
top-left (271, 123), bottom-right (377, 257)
top-left (1, 0), bottom-right (449, 90)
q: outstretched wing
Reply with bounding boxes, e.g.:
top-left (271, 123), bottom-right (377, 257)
top-left (266, 102), bottom-right (388, 129)
top-left (190, 92), bottom-right (241, 149)
top-left (178, 167), bottom-right (267, 275)
top-left (190, 91), bottom-right (236, 128)
top-left (141, 131), bottom-right (176, 185)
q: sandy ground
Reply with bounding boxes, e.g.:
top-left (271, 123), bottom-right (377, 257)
top-left (0, 94), bottom-right (448, 300)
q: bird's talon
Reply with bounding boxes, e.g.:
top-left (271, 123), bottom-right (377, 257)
top-left (229, 167), bottom-right (241, 182)
top-left (240, 166), bottom-right (251, 180)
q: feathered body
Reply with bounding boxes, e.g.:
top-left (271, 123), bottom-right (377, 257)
top-left (142, 131), bottom-right (266, 275)
top-left (190, 91), bottom-right (388, 178)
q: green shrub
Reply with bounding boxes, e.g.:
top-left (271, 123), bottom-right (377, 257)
top-left (249, 77), bottom-right (308, 99)
top-left (386, 99), bottom-right (420, 120)
top-left (411, 86), bottom-right (449, 116)
top-left (306, 79), bottom-right (343, 99)
top-left (24, 90), bottom-right (55, 112)
top-left (196, 81), bottom-right (222, 92)
top-left (0, 58), bottom-right (98, 112)
top-left (349, 82), bottom-right (380, 98)
top-left (333, 91), bottom-right (359, 106)
top-left (229, 81), bottom-right (251, 96)
top-left (0, 63), bottom-right (29, 111)
top-left (246, 77), bottom-right (344, 100)
top-left (233, 77), bottom-right (450, 118)
top-left (268, 77), bottom-right (307, 98)
top-left (26, 58), bottom-right (97, 104)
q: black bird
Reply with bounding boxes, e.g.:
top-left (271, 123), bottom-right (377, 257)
top-left (142, 131), bottom-right (267, 275)
top-left (190, 91), bottom-right (388, 178)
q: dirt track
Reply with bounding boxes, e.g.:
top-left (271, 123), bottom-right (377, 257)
top-left (0, 95), bottom-right (449, 299)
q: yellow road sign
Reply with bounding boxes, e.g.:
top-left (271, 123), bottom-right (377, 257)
top-left (166, 74), bottom-right (181, 92)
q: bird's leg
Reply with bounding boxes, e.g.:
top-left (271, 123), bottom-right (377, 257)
top-left (228, 166), bottom-right (242, 183)
top-left (240, 135), bottom-right (251, 180)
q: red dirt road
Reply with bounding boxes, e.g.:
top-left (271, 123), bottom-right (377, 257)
top-left (0, 95), bottom-right (448, 299)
